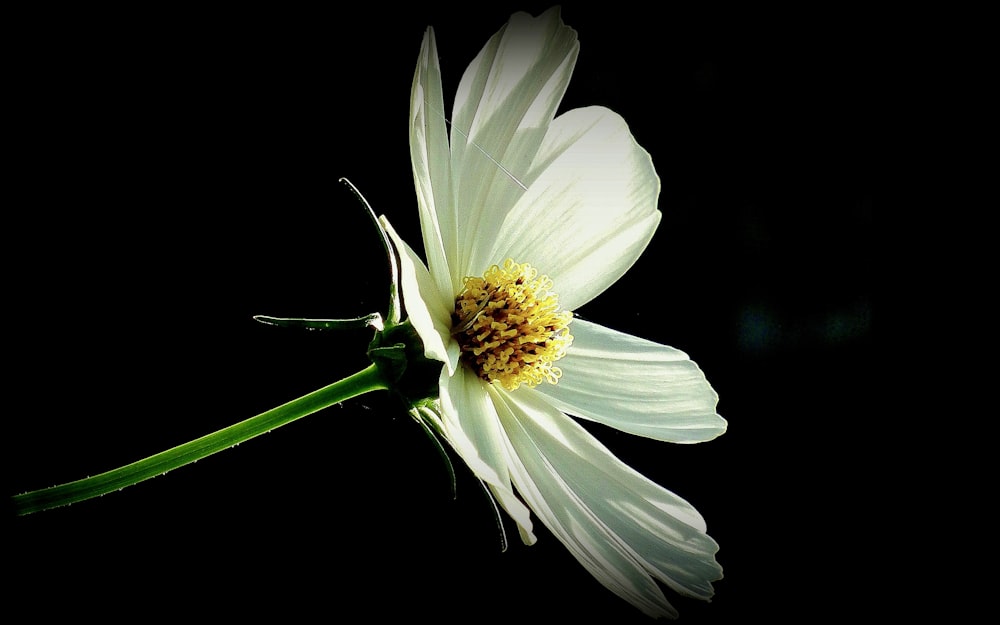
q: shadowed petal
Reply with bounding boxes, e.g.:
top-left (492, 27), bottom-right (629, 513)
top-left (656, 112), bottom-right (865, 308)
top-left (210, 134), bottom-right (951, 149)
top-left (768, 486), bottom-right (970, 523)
top-left (489, 107), bottom-right (661, 310)
top-left (450, 7), bottom-right (579, 283)
top-left (491, 386), bottom-right (722, 618)
top-left (440, 366), bottom-right (535, 544)
top-left (535, 319), bottom-right (727, 443)
top-left (381, 216), bottom-right (457, 371)
top-left (410, 26), bottom-right (457, 300)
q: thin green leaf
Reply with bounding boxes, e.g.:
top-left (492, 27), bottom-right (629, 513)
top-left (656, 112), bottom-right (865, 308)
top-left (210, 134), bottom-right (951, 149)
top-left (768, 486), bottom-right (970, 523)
top-left (253, 313), bottom-right (384, 331)
top-left (339, 177), bottom-right (402, 326)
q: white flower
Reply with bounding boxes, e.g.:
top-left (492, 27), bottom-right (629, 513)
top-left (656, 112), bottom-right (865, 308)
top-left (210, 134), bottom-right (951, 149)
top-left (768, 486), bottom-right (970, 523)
top-left (379, 8), bottom-right (727, 619)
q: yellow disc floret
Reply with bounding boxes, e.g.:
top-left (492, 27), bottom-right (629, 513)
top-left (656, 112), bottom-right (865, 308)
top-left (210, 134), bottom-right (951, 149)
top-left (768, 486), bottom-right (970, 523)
top-left (452, 259), bottom-right (573, 391)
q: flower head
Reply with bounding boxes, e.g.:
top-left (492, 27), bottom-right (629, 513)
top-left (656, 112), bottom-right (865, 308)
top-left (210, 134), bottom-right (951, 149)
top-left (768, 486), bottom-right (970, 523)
top-left (380, 8), bottom-right (727, 619)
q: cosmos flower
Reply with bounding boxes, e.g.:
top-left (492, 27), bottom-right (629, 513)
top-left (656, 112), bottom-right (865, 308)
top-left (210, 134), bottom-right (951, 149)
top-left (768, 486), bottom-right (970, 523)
top-left (379, 8), bottom-right (727, 619)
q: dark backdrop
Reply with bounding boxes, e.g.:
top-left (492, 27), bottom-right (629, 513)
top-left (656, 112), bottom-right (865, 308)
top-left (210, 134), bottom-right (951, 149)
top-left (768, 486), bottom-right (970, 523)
top-left (7, 4), bottom-right (871, 622)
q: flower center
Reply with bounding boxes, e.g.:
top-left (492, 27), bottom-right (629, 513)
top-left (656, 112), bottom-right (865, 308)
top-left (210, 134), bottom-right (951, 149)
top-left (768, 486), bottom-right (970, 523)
top-left (452, 259), bottom-right (573, 391)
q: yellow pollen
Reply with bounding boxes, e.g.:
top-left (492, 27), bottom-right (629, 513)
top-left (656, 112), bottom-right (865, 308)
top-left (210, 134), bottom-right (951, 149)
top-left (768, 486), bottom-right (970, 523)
top-left (452, 259), bottom-right (573, 391)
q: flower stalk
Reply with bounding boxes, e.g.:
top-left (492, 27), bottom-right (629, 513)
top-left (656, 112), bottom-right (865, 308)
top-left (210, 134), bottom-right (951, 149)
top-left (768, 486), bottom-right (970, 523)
top-left (13, 178), bottom-right (408, 518)
top-left (13, 364), bottom-right (389, 516)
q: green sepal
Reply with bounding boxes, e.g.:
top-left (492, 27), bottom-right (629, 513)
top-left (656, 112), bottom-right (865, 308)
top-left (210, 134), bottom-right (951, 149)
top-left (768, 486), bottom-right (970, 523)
top-left (339, 177), bottom-right (401, 326)
top-left (475, 477), bottom-right (509, 553)
top-left (367, 320), bottom-right (441, 404)
top-left (410, 404), bottom-right (457, 500)
top-left (254, 313), bottom-right (384, 331)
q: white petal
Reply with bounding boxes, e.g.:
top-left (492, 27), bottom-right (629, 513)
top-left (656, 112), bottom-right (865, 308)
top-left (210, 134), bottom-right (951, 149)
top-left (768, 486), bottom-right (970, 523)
top-left (450, 8), bottom-right (580, 282)
top-left (489, 106), bottom-right (661, 310)
top-left (492, 388), bottom-right (721, 618)
top-left (380, 216), bottom-right (458, 371)
top-left (410, 26), bottom-right (457, 301)
top-left (439, 366), bottom-right (535, 544)
top-left (535, 319), bottom-right (727, 443)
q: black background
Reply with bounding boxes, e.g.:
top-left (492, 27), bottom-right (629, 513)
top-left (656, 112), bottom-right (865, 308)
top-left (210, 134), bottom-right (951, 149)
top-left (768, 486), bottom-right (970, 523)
top-left (7, 3), bottom-right (871, 622)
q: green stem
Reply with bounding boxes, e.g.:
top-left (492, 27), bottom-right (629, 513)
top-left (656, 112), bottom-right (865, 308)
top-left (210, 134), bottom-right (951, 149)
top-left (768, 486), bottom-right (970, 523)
top-left (13, 364), bottom-right (389, 516)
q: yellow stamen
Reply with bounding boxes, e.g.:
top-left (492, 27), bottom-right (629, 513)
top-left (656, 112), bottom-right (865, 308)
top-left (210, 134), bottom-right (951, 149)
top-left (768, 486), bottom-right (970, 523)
top-left (452, 259), bottom-right (573, 391)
